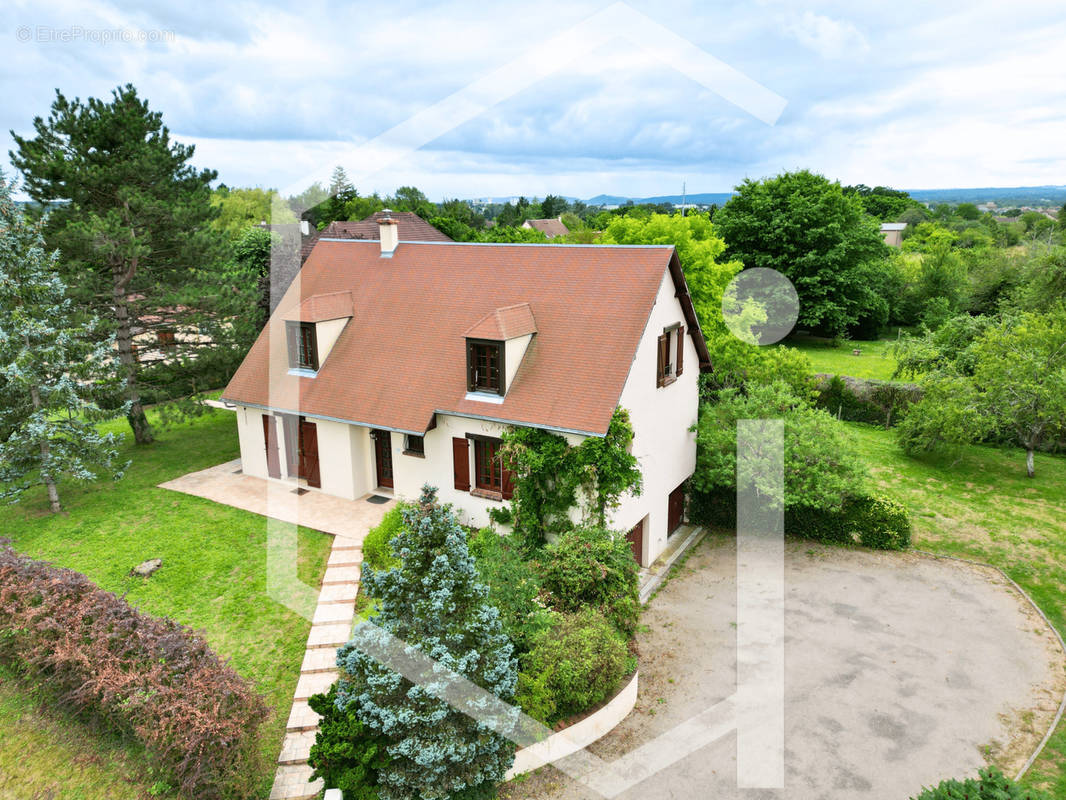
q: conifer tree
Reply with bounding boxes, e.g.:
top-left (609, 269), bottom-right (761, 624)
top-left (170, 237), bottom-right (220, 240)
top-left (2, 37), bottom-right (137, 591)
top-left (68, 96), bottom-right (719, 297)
top-left (336, 486), bottom-right (518, 800)
top-left (0, 174), bottom-right (126, 512)
top-left (10, 84), bottom-right (220, 443)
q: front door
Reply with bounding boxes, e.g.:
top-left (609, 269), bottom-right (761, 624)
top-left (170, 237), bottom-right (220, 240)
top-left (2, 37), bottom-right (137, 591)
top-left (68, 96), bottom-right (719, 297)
top-left (626, 518), bottom-right (644, 564)
top-left (373, 430), bottom-right (394, 489)
top-left (299, 419), bottom-right (321, 488)
top-left (668, 482), bottom-right (686, 535)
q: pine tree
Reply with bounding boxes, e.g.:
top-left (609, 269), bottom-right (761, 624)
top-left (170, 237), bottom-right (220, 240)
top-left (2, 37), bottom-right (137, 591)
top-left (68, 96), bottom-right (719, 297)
top-left (9, 84), bottom-right (220, 444)
top-left (336, 486), bottom-right (518, 800)
top-left (0, 174), bottom-right (126, 513)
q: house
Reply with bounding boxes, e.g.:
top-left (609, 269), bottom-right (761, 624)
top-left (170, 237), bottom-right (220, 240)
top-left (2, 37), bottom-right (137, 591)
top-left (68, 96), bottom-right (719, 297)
top-left (880, 222), bottom-right (907, 247)
top-left (322, 210), bottom-right (452, 242)
top-left (221, 218), bottom-right (710, 566)
top-left (257, 213), bottom-right (450, 312)
top-left (521, 217), bottom-right (570, 238)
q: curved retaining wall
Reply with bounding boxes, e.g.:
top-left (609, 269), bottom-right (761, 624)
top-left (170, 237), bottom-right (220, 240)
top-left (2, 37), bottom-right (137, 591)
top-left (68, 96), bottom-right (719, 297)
top-left (505, 671), bottom-right (639, 779)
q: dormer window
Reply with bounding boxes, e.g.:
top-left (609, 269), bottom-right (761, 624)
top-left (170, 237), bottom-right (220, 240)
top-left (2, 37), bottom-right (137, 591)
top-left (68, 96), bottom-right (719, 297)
top-left (467, 340), bottom-right (504, 395)
top-left (287, 322), bottom-right (319, 371)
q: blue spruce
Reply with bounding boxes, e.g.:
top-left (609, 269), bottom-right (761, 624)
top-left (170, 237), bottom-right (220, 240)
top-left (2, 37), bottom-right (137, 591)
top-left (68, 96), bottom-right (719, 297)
top-left (336, 485), bottom-right (518, 800)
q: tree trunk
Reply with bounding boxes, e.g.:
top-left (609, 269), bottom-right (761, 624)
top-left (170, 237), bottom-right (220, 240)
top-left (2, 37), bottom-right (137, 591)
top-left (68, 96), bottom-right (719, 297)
top-left (1026, 448), bottom-right (1035, 478)
top-left (112, 272), bottom-right (153, 444)
top-left (29, 383), bottom-right (62, 513)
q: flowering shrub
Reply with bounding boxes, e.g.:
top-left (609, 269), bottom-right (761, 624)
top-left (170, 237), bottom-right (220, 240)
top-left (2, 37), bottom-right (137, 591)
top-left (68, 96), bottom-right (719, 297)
top-left (0, 544), bottom-right (267, 800)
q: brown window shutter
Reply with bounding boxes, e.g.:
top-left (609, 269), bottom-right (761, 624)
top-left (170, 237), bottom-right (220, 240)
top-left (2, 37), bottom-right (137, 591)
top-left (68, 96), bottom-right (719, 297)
top-left (501, 453), bottom-right (515, 500)
top-left (286, 323), bottom-right (299, 367)
top-left (656, 334), bottom-right (668, 387)
top-left (467, 341), bottom-right (477, 392)
top-left (676, 325), bottom-right (684, 377)
top-left (452, 437), bottom-right (470, 491)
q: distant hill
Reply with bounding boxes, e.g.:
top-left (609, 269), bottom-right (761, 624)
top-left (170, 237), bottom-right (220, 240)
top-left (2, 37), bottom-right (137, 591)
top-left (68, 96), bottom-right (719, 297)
top-left (469, 185), bottom-right (1066, 211)
top-left (585, 192), bottom-right (733, 207)
top-left (905, 185), bottom-right (1066, 208)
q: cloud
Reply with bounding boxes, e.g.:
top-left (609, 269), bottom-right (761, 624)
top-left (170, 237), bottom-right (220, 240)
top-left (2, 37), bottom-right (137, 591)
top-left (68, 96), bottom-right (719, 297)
top-left (4, 0), bottom-right (1066, 199)
top-left (783, 11), bottom-right (869, 59)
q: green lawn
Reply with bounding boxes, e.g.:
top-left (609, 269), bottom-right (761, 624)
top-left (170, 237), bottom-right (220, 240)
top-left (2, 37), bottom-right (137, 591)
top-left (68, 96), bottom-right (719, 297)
top-left (848, 423), bottom-right (1066, 793)
top-left (0, 409), bottom-right (333, 798)
top-left (779, 333), bottom-right (902, 380)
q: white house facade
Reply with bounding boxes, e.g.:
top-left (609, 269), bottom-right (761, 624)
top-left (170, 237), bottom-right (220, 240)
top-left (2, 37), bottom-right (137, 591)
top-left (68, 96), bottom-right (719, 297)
top-left (222, 217), bottom-right (710, 566)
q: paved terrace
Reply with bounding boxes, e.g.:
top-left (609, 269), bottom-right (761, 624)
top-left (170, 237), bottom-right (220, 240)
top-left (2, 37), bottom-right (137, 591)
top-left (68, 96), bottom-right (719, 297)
top-left (160, 459), bottom-right (395, 800)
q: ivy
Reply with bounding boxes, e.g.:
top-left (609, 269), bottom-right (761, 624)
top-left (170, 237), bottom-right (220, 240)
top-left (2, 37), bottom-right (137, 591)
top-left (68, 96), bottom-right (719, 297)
top-left (501, 408), bottom-right (642, 550)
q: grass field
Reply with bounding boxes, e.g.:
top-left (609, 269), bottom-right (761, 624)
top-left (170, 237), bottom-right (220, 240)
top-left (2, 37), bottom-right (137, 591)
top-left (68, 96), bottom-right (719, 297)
top-left (848, 423), bottom-right (1066, 793)
top-left (0, 409), bottom-right (333, 799)
top-left (779, 333), bottom-right (902, 380)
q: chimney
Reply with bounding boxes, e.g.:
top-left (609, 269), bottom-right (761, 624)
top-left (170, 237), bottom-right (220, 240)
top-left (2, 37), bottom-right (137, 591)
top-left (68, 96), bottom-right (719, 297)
top-left (299, 219), bottom-right (310, 236)
top-left (378, 216), bottom-right (399, 257)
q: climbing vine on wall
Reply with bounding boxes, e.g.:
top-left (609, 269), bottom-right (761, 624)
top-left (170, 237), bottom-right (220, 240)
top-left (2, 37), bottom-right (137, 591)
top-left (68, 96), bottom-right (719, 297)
top-left (501, 407), bottom-right (642, 550)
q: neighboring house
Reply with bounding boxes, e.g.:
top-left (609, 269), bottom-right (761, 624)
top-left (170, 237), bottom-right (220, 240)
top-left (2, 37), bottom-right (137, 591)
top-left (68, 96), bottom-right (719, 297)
top-left (521, 217), bottom-right (570, 238)
top-left (256, 212), bottom-right (449, 312)
top-left (221, 218), bottom-right (711, 566)
top-left (322, 210), bottom-right (452, 242)
top-left (880, 222), bottom-right (907, 247)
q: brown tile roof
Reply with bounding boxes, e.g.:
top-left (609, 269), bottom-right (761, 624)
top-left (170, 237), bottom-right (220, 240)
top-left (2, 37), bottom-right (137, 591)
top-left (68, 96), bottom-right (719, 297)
top-left (464, 303), bottom-right (537, 340)
top-left (222, 241), bottom-right (710, 436)
top-left (322, 211), bottom-right (452, 242)
top-left (523, 218), bottom-right (569, 238)
top-left (283, 291), bottom-right (353, 323)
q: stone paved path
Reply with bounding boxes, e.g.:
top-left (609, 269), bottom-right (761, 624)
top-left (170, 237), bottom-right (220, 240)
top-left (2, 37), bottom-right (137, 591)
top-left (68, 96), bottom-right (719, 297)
top-left (157, 459), bottom-right (394, 800)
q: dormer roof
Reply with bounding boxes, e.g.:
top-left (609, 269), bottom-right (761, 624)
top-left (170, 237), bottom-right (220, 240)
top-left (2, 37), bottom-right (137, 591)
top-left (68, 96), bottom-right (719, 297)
top-left (282, 291), bottom-right (354, 323)
top-left (464, 303), bottom-right (537, 341)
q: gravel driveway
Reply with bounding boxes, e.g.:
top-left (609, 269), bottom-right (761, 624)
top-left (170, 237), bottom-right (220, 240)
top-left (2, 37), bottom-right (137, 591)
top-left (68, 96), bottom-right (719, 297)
top-left (500, 535), bottom-right (1064, 800)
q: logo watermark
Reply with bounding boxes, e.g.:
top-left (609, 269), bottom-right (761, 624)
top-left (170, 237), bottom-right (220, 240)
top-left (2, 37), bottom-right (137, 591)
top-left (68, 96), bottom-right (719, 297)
top-left (16, 25), bottom-right (175, 45)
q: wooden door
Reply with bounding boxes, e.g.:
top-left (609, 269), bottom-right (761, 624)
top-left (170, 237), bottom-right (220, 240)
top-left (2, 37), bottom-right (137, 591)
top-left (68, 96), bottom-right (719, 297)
top-left (280, 414), bottom-right (300, 477)
top-left (373, 430), bottom-right (394, 488)
top-left (626, 518), bottom-right (644, 564)
top-left (299, 419), bottom-right (321, 488)
top-left (668, 483), bottom-right (686, 535)
top-left (262, 415), bottom-right (281, 479)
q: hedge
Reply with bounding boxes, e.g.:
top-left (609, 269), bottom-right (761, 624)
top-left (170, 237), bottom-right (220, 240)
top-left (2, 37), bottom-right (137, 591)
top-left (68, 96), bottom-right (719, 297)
top-left (0, 545), bottom-right (267, 800)
top-left (814, 374), bottom-right (921, 428)
top-left (689, 489), bottom-right (911, 551)
top-left (910, 767), bottom-right (1050, 800)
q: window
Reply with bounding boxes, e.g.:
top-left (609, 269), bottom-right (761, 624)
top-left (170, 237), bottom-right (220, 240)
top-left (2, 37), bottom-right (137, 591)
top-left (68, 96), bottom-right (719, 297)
top-left (404, 434), bottom-right (425, 456)
top-left (157, 329), bottom-right (176, 347)
top-left (655, 323), bottom-right (685, 387)
top-left (286, 322), bottom-right (318, 371)
top-left (473, 437), bottom-right (503, 492)
top-left (467, 340), bottom-right (504, 395)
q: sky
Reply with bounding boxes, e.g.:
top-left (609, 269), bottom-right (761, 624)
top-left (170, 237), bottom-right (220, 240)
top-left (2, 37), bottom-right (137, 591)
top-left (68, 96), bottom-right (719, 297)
top-left (5, 0), bottom-right (1066, 202)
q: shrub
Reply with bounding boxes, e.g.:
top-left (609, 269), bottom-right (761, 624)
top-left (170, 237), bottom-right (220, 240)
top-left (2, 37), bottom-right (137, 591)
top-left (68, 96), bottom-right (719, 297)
top-left (308, 683), bottom-right (391, 799)
top-left (851, 494), bottom-right (912, 550)
top-left (336, 486), bottom-right (517, 800)
top-left (688, 489), bottom-right (911, 551)
top-left (815, 375), bottom-right (920, 428)
top-left (693, 381), bottom-right (867, 515)
top-left (362, 504), bottom-right (407, 571)
top-left (910, 767), bottom-right (1050, 800)
top-left (516, 609), bottom-right (635, 724)
top-left (468, 527), bottom-right (553, 654)
top-left (0, 545), bottom-right (267, 800)
top-left (535, 526), bottom-right (640, 637)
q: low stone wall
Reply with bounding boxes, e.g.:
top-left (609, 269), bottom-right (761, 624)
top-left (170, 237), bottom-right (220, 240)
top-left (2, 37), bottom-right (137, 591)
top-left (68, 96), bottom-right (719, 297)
top-left (505, 671), bottom-right (639, 779)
